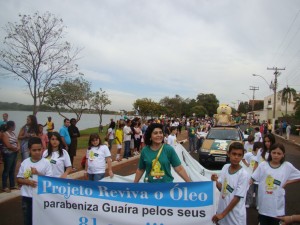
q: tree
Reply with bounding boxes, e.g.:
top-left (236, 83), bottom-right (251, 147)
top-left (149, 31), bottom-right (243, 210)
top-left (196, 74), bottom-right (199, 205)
top-left (90, 89), bottom-right (111, 126)
top-left (196, 93), bottom-right (219, 117)
top-left (279, 86), bottom-right (297, 116)
top-left (0, 12), bottom-right (81, 115)
top-left (190, 105), bottom-right (207, 118)
top-left (238, 101), bottom-right (250, 114)
top-left (159, 95), bottom-right (184, 117)
top-left (294, 95), bottom-right (300, 120)
top-left (45, 77), bottom-right (92, 122)
top-left (133, 98), bottom-right (161, 118)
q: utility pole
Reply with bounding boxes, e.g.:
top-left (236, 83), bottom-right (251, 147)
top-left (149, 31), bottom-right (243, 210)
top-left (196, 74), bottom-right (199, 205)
top-left (267, 67), bottom-right (285, 131)
top-left (249, 86), bottom-right (259, 122)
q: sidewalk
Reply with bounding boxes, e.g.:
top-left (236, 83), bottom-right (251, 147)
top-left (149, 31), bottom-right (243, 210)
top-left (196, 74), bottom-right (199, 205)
top-left (274, 133), bottom-right (300, 147)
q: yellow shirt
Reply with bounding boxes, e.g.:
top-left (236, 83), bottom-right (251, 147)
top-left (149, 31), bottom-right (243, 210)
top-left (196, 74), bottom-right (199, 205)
top-left (46, 121), bottom-right (54, 132)
top-left (115, 128), bottom-right (123, 144)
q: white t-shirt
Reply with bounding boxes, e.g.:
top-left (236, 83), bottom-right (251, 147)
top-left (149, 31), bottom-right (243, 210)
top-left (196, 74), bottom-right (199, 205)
top-left (134, 127), bottom-right (141, 140)
top-left (107, 128), bottom-right (115, 140)
top-left (243, 152), bottom-right (257, 173)
top-left (254, 132), bottom-right (262, 142)
top-left (167, 134), bottom-right (177, 147)
top-left (255, 148), bottom-right (268, 164)
top-left (244, 141), bottom-right (254, 153)
top-left (42, 149), bottom-right (72, 178)
top-left (252, 161), bottom-right (300, 217)
top-left (217, 164), bottom-right (249, 225)
top-left (86, 145), bottom-right (111, 174)
top-left (123, 125), bottom-right (132, 141)
top-left (17, 158), bottom-right (52, 197)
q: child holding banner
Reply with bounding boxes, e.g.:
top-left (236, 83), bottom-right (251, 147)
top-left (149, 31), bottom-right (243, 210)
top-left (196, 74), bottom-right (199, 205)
top-left (251, 143), bottom-right (300, 225)
top-left (17, 137), bottom-right (52, 225)
top-left (42, 132), bottom-right (72, 178)
top-left (211, 142), bottom-right (249, 225)
top-left (84, 133), bottom-right (114, 181)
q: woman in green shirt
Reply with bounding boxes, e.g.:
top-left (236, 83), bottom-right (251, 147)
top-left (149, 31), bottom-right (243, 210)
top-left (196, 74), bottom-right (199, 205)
top-left (134, 123), bottom-right (191, 183)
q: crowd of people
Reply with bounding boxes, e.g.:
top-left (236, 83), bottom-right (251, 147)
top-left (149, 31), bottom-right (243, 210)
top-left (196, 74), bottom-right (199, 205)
top-left (0, 112), bottom-right (300, 225)
top-left (211, 121), bottom-right (300, 225)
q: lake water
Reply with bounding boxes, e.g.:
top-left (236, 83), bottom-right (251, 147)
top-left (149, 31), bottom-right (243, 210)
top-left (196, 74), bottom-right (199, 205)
top-left (0, 110), bottom-right (122, 133)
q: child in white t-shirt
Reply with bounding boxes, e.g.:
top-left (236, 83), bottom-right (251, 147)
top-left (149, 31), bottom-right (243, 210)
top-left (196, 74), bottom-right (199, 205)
top-left (211, 142), bottom-right (250, 225)
top-left (17, 137), bottom-right (52, 225)
top-left (244, 135), bottom-right (254, 153)
top-left (85, 133), bottom-right (114, 181)
top-left (42, 132), bottom-right (72, 178)
top-left (254, 133), bottom-right (276, 171)
top-left (242, 142), bottom-right (263, 208)
top-left (252, 143), bottom-right (300, 225)
top-left (167, 126), bottom-right (187, 148)
top-left (254, 127), bottom-right (262, 142)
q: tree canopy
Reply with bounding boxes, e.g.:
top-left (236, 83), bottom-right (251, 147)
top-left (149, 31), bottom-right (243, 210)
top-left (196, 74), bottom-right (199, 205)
top-left (90, 89), bottom-right (111, 126)
top-left (0, 11), bottom-right (81, 115)
top-left (196, 93), bottom-right (219, 116)
top-left (133, 93), bottom-right (220, 118)
top-left (45, 77), bottom-right (92, 121)
top-left (279, 86), bottom-right (297, 116)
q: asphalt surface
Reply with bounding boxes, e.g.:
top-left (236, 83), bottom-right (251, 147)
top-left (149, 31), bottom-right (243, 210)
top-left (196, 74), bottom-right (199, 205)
top-left (1, 136), bottom-right (300, 225)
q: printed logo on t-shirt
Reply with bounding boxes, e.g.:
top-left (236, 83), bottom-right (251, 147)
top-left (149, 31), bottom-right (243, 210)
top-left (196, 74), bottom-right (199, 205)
top-left (265, 175), bottom-right (280, 194)
top-left (89, 151), bottom-right (95, 160)
top-left (50, 159), bottom-right (56, 164)
top-left (222, 178), bottom-right (234, 198)
top-left (24, 168), bottom-right (32, 179)
top-left (250, 160), bottom-right (255, 169)
top-left (150, 160), bottom-right (165, 180)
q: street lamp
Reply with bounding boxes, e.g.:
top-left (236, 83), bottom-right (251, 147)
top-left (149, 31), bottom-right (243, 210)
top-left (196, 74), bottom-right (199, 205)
top-left (253, 71), bottom-right (283, 132)
top-left (252, 74), bottom-right (272, 89)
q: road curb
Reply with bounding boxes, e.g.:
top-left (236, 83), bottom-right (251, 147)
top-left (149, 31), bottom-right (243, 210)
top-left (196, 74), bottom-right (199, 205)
top-left (274, 134), bottom-right (300, 147)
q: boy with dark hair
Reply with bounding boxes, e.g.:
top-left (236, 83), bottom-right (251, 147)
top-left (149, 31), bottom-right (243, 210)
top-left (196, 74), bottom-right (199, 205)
top-left (211, 142), bottom-right (249, 225)
top-left (17, 137), bottom-right (52, 225)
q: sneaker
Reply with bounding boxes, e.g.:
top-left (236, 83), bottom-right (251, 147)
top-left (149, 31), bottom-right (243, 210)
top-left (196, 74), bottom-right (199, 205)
top-left (245, 204), bottom-right (250, 208)
top-left (194, 150), bottom-right (198, 153)
top-left (3, 188), bottom-right (11, 193)
top-left (256, 206), bottom-right (259, 210)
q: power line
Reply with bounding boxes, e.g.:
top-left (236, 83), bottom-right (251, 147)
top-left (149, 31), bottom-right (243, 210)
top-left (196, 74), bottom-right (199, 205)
top-left (271, 9), bottom-right (300, 65)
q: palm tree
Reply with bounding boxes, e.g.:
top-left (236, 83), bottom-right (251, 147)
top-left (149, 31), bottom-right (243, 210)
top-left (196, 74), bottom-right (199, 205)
top-left (294, 95), bottom-right (300, 110)
top-left (280, 86), bottom-right (297, 115)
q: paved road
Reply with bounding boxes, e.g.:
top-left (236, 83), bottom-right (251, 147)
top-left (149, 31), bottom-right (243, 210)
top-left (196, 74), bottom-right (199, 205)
top-left (1, 137), bottom-right (300, 225)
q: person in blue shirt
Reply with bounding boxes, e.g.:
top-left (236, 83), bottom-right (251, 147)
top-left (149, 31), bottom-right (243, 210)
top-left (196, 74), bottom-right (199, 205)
top-left (59, 118), bottom-right (71, 151)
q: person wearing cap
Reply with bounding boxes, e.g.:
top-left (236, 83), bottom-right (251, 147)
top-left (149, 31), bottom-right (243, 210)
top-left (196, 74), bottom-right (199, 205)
top-left (43, 116), bottom-right (54, 139)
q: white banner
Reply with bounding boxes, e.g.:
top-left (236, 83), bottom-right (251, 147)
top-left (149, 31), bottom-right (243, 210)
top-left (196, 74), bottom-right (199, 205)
top-left (33, 176), bottom-right (216, 225)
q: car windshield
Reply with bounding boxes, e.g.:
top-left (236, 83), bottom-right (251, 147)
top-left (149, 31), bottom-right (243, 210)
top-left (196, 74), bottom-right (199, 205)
top-left (206, 129), bottom-right (241, 141)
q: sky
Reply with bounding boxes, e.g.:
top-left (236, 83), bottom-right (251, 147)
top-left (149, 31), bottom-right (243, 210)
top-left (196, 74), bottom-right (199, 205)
top-left (0, 0), bottom-right (300, 112)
